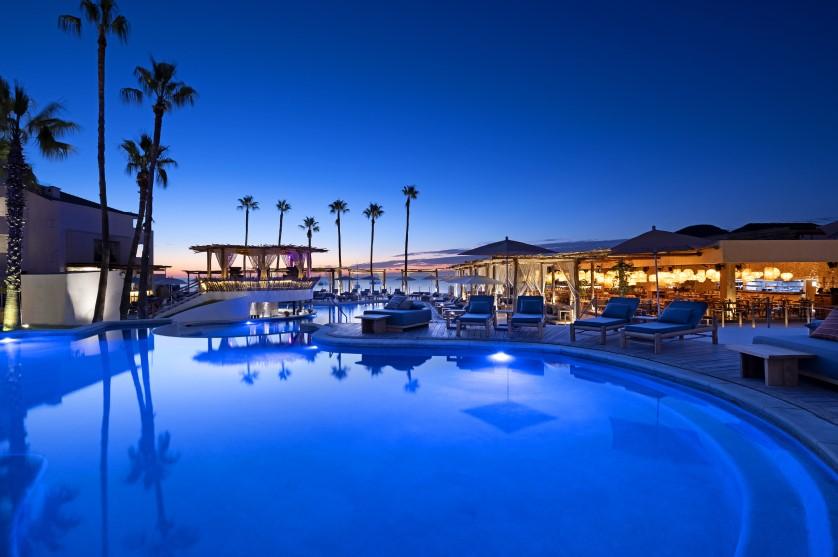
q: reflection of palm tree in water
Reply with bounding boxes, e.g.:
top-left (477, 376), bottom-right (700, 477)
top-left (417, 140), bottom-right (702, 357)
top-left (330, 353), bottom-right (348, 381)
top-left (1, 343), bottom-right (78, 555)
top-left (125, 329), bottom-right (196, 555)
top-left (240, 360), bottom-right (259, 385)
top-left (278, 362), bottom-right (292, 381)
top-left (403, 370), bottom-right (419, 393)
top-left (100, 333), bottom-right (112, 557)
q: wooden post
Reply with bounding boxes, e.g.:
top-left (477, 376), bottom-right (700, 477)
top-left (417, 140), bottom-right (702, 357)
top-left (330, 269), bottom-right (335, 293)
top-left (382, 269), bottom-right (387, 291)
top-left (435, 268), bottom-right (440, 293)
top-left (590, 260), bottom-right (596, 315)
top-left (206, 251), bottom-right (212, 279)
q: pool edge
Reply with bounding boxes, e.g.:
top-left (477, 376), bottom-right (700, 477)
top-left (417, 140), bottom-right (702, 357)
top-left (312, 324), bottom-right (838, 473)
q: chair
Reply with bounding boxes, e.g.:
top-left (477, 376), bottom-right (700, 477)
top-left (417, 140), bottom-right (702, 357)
top-left (620, 300), bottom-right (717, 354)
top-left (510, 296), bottom-right (546, 338)
top-left (570, 297), bottom-right (640, 345)
top-left (456, 295), bottom-right (496, 337)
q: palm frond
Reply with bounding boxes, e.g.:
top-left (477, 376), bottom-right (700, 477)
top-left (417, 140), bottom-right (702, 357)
top-left (35, 126), bottom-right (74, 159)
top-left (12, 84), bottom-right (30, 117)
top-left (109, 14), bottom-right (129, 42)
top-left (171, 85), bottom-right (198, 107)
top-left (120, 87), bottom-right (143, 104)
top-left (57, 14), bottom-right (82, 35)
top-left (80, 0), bottom-right (101, 24)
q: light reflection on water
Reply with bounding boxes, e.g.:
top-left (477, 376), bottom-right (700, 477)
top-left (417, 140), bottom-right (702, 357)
top-left (0, 326), bottom-right (836, 557)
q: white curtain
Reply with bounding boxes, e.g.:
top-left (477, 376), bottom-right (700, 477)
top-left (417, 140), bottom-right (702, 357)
top-left (215, 251), bottom-right (236, 270)
top-left (264, 254), bottom-right (277, 269)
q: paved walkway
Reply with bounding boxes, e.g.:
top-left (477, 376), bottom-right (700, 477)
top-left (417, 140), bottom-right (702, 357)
top-left (314, 315), bottom-right (838, 471)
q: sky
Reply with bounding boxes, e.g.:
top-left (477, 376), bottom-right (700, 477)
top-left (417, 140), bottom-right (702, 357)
top-left (4, 0), bottom-right (838, 273)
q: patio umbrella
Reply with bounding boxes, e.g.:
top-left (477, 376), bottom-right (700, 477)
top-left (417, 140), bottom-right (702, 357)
top-left (459, 237), bottom-right (554, 298)
top-left (610, 226), bottom-right (711, 314)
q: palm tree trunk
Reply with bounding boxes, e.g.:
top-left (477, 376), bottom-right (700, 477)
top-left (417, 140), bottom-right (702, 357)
top-left (2, 130), bottom-right (26, 330)
top-left (337, 215), bottom-right (342, 293)
top-left (137, 109), bottom-right (164, 319)
top-left (276, 213), bottom-right (283, 271)
top-left (93, 31), bottom-right (110, 323)
top-left (243, 209), bottom-right (249, 276)
top-left (369, 220), bottom-right (375, 287)
top-left (403, 202), bottom-right (410, 291)
top-left (119, 180), bottom-right (147, 319)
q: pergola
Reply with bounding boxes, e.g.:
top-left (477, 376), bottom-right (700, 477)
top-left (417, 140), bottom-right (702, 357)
top-left (190, 243), bottom-right (328, 280)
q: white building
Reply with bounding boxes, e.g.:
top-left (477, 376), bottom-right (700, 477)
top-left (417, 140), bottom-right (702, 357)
top-left (0, 184), bottom-right (149, 275)
top-left (0, 184), bottom-right (151, 325)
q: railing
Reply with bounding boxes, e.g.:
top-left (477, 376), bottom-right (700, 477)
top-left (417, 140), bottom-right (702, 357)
top-left (199, 278), bottom-right (319, 292)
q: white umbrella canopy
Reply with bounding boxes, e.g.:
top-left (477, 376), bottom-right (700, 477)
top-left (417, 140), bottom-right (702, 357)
top-left (610, 226), bottom-right (711, 314)
top-left (459, 237), bottom-right (554, 297)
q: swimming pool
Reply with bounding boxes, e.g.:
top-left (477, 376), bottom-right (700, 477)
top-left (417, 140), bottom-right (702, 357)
top-left (1, 325), bottom-right (836, 556)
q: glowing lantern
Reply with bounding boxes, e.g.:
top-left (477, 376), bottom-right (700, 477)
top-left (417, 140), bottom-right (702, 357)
top-left (780, 272), bottom-right (794, 281)
top-left (763, 267), bottom-right (780, 281)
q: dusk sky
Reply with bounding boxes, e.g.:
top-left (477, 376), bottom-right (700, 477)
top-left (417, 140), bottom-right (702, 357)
top-left (5, 1), bottom-right (838, 272)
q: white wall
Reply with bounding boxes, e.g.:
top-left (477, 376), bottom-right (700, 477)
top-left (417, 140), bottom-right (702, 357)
top-left (163, 289), bottom-right (314, 324)
top-left (21, 271), bottom-right (123, 326)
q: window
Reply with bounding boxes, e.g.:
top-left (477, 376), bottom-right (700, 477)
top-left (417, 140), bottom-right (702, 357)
top-left (0, 234), bottom-right (7, 253)
top-left (94, 239), bottom-right (120, 263)
top-left (0, 197), bottom-right (6, 217)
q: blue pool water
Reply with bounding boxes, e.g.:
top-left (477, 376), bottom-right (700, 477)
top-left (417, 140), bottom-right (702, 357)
top-left (1, 324), bottom-right (836, 556)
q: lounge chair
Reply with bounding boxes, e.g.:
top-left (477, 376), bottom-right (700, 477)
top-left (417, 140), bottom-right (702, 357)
top-left (510, 296), bottom-right (546, 338)
top-left (363, 295), bottom-right (432, 331)
top-left (620, 300), bottom-right (717, 354)
top-left (455, 295), bottom-right (496, 337)
top-left (570, 297), bottom-right (640, 345)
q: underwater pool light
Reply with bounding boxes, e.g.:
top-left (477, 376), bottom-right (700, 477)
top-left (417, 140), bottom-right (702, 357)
top-left (488, 351), bottom-right (513, 363)
top-left (1, 337), bottom-right (17, 344)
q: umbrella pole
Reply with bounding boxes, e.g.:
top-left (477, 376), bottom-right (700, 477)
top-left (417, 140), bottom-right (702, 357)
top-left (654, 252), bottom-right (661, 315)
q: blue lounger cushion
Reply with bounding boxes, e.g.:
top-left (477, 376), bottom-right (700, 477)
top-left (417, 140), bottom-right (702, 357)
top-left (753, 334), bottom-right (838, 380)
top-left (573, 316), bottom-right (626, 328)
top-left (518, 298), bottom-right (543, 314)
top-left (624, 322), bottom-right (693, 335)
top-left (458, 312), bottom-right (493, 323)
top-left (658, 307), bottom-right (693, 324)
top-left (511, 313), bottom-right (543, 323)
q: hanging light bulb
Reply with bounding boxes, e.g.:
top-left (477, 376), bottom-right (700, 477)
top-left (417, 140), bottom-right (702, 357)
top-left (780, 272), bottom-right (794, 281)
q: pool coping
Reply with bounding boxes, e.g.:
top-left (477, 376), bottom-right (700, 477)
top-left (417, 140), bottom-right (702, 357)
top-left (0, 318), bottom-right (172, 340)
top-left (312, 323), bottom-right (838, 473)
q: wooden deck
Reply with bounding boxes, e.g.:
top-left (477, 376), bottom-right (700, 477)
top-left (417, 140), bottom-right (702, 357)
top-left (321, 317), bottom-right (838, 429)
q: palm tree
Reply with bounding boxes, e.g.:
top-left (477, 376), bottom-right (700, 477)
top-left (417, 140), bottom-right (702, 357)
top-left (401, 185), bottom-right (419, 291)
top-left (362, 203), bottom-right (384, 290)
top-left (59, 0), bottom-right (129, 323)
top-left (237, 195), bottom-right (259, 276)
top-left (328, 200), bottom-right (349, 291)
top-left (299, 217), bottom-right (320, 276)
top-left (0, 79), bottom-right (78, 330)
top-left (275, 199), bottom-right (290, 271)
top-left (121, 59), bottom-right (197, 318)
top-left (118, 135), bottom-right (176, 318)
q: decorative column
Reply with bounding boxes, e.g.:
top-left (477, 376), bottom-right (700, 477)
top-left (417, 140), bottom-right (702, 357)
top-left (719, 264), bottom-right (736, 303)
